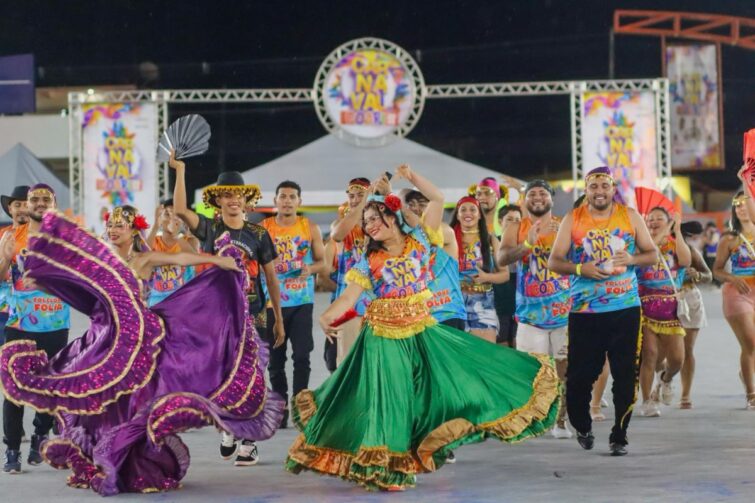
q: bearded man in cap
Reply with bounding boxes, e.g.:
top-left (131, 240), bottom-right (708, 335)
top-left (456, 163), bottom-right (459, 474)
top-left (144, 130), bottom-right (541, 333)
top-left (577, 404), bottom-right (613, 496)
top-left (1, 184), bottom-right (70, 474)
top-left (548, 167), bottom-right (656, 457)
top-left (170, 152), bottom-right (283, 467)
top-left (499, 179), bottom-right (573, 439)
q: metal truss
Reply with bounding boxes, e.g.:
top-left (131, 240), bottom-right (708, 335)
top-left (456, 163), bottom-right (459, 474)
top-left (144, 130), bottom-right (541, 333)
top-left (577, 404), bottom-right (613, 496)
top-left (69, 76), bottom-right (670, 211)
top-left (614, 10), bottom-right (755, 50)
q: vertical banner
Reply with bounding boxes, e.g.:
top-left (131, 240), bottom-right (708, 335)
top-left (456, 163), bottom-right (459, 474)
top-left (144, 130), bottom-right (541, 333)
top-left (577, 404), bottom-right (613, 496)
top-left (81, 103), bottom-right (157, 234)
top-left (665, 44), bottom-right (722, 170)
top-left (581, 91), bottom-right (658, 208)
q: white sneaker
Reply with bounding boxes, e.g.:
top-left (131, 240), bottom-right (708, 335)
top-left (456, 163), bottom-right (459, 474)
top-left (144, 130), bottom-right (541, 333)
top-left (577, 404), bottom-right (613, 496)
top-left (550, 423), bottom-right (573, 439)
top-left (659, 377), bottom-right (675, 406)
top-left (220, 432), bottom-right (237, 459)
top-left (234, 440), bottom-right (259, 466)
top-left (639, 401), bottom-right (661, 418)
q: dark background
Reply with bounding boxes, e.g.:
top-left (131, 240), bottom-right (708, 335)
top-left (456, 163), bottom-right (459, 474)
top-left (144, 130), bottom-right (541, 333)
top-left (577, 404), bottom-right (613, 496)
top-left (2, 0), bottom-right (753, 200)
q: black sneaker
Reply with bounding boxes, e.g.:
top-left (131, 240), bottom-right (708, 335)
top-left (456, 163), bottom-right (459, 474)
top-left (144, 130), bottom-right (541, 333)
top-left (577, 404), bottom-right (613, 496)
top-left (279, 408), bottom-right (289, 429)
top-left (3, 449), bottom-right (21, 474)
top-left (219, 432), bottom-right (237, 460)
top-left (577, 431), bottom-right (595, 450)
top-left (446, 451), bottom-right (456, 464)
top-left (234, 440), bottom-right (259, 466)
top-left (27, 435), bottom-right (45, 466)
top-left (609, 443), bottom-right (628, 456)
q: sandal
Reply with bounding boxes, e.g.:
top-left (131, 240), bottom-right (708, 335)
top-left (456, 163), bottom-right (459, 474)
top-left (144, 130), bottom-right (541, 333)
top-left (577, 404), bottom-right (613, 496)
top-left (747, 393), bottom-right (755, 411)
top-left (589, 405), bottom-right (606, 421)
top-left (679, 398), bottom-right (693, 409)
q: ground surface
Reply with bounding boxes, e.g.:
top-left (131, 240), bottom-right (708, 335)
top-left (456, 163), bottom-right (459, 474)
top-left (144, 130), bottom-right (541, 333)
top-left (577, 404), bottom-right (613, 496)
top-left (2, 287), bottom-right (753, 502)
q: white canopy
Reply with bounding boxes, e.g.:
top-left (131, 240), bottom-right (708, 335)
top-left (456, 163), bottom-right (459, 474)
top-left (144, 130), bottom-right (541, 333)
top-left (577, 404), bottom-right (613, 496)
top-left (195, 135), bottom-right (516, 207)
top-left (0, 143), bottom-right (70, 209)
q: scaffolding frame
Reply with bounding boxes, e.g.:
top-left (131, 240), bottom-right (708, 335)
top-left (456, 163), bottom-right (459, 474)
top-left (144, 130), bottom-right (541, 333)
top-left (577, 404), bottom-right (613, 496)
top-left (68, 77), bottom-right (670, 212)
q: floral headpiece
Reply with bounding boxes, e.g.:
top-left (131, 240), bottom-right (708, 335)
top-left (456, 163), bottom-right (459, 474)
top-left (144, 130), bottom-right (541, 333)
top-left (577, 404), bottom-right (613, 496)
top-left (104, 206), bottom-right (150, 230)
top-left (366, 193), bottom-right (412, 233)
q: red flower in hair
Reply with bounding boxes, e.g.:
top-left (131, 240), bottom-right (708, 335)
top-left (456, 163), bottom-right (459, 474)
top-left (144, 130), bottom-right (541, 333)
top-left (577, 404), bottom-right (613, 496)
top-left (132, 214), bottom-right (150, 231)
top-left (384, 194), bottom-right (402, 213)
top-left (103, 211), bottom-right (110, 223)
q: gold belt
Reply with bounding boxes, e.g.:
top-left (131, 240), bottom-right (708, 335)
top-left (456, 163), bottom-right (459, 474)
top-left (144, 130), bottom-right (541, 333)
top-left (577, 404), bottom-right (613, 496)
top-left (461, 283), bottom-right (492, 293)
top-left (364, 296), bottom-right (435, 339)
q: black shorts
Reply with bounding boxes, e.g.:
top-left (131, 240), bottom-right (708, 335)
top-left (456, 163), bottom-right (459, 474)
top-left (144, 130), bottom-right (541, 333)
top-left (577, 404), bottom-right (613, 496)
top-left (496, 315), bottom-right (518, 345)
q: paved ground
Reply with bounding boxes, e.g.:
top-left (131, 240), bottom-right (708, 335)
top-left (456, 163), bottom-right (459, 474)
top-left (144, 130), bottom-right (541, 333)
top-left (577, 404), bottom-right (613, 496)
top-left (2, 287), bottom-right (754, 502)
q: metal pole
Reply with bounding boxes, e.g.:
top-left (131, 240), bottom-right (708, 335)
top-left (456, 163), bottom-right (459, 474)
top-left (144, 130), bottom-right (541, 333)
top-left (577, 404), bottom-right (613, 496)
top-left (609, 28), bottom-right (615, 79)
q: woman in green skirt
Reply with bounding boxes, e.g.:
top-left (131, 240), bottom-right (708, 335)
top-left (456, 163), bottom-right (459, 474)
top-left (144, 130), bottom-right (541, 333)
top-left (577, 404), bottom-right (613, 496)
top-left (286, 165), bottom-right (561, 491)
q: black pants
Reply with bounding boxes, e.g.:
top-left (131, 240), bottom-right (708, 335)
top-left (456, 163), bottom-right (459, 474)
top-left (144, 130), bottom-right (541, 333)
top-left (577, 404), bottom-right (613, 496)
top-left (3, 327), bottom-right (69, 450)
top-left (264, 305), bottom-right (314, 404)
top-left (566, 307), bottom-right (641, 446)
top-left (440, 318), bottom-right (465, 330)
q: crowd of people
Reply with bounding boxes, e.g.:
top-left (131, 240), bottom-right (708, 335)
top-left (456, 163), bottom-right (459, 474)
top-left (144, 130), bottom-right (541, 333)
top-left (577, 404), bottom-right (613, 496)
top-left (0, 156), bottom-right (752, 495)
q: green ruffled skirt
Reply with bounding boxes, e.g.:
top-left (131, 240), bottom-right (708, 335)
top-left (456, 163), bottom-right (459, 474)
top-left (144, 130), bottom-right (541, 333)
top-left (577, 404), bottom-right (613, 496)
top-left (285, 320), bottom-right (560, 491)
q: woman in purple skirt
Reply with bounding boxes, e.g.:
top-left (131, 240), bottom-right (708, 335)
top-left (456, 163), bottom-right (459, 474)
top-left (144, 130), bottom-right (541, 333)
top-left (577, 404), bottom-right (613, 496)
top-left (0, 210), bottom-right (283, 495)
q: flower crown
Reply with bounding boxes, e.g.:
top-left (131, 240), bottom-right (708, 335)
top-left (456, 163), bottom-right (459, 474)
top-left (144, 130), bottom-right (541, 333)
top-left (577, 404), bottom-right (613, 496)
top-left (104, 207), bottom-right (150, 231)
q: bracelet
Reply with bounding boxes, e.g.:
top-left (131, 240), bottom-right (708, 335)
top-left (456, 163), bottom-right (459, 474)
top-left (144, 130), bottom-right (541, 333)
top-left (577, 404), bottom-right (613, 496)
top-left (575, 264), bottom-right (582, 276)
top-left (523, 240), bottom-right (534, 250)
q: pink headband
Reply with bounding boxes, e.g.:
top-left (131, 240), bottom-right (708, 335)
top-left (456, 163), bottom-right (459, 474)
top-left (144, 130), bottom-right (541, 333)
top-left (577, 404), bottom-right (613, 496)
top-left (478, 178), bottom-right (500, 194)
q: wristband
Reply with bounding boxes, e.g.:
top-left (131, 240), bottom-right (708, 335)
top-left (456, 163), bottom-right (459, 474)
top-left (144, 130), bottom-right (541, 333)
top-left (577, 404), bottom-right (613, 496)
top-left (523, 240), bottom-right (534, 250)
top-left (575, 264), bottom-right (582, 276)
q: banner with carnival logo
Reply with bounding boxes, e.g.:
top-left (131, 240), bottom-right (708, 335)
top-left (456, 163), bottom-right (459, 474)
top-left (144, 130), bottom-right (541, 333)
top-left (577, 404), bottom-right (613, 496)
top-left (665, 44), bottom-right (722, 170)
top-left (81, 103), bottom-right (158, 233)
top-left (580, 91), bottom-right (658, 208)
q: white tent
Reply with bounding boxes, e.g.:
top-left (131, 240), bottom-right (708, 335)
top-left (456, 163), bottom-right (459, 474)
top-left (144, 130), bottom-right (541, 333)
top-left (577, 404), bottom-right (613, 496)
top-left (195, 135), bottom-right (516, 207)
top-left (0, 143), bottom-right (70, 209)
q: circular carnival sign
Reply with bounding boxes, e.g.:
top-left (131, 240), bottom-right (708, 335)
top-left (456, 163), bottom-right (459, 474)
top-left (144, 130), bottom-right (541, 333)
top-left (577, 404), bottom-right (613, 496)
top-left (314, 38), bottom-right (426, 147)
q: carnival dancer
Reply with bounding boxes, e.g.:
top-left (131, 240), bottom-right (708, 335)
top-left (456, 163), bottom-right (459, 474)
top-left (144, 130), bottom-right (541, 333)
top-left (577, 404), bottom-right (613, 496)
top-left (261, 181), bottom-right (326, 428)
top-left (1, 184), bottom-right (70, 474)
top-left (450, 197), bottom-right (509, 342)
top-left (144, 199), bottom-right (199, 307)
top-left (286, 165), bottom-right (560, 492)
top-left (474, 177), bottom-right (505, 234)
top-left (0, 185), bottom-right (28, 345)
top-left (549, 167), bottom-right (657, 456)
top-left (494, 205), bottom-right (522, 347)
top-left (330, 177), bottom-right (385, 365)
top-left (678, 221), bottom-right (712, 409)
top-left (713, 186), bottom-right (755, 410)
top-left (0, 205), bottom-right (283, 492)
top-left (402, 189), bottom-right (465, 331)
top-left (636, 208), bottom-right (691, 417)
top-left (171, 152), bottom-right (284, 466)
top-left (499, 180), bottom-right (572, 439)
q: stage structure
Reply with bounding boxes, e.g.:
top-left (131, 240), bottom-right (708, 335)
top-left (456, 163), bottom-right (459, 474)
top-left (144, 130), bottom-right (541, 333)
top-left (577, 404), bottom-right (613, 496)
top-left (68, 37), bottom-right (671, 224)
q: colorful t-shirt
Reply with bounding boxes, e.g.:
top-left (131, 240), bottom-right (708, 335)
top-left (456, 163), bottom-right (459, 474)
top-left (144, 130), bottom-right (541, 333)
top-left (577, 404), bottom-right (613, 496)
top-left (347, 225), bottom-right (442, 299)
top-left (261, 216), bottom-right (316, 307)
top-left (6, 225), bottom-right (70, 332)
top-left (0, 225), bottom-right (14, 315)
top-left (515, 218), bottom-right (571, 329)
top-left (427, 246), bottom-right (466, 322)
top-left (636, 237), bottom-right (685, 297)
top-left (459, 238), bottom-right (494, 289)
top-left (569, 204), bottom-right (640, 313)
top-left (193, 215), bottom-right (277, 316)
top-left (730, 234), bottom-right (755, 278)
top-left (335, 226), bottom-right (372, 315)
top-left (146, 235), bottom-right (196, 307)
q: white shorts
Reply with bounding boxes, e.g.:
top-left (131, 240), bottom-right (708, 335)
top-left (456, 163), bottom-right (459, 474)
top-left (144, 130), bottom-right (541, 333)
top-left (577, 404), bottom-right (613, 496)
top-left (517, 324), bottom-right (568, 360)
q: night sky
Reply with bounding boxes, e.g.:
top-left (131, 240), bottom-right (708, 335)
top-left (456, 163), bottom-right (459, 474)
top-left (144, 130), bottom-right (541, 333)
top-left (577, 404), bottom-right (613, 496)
top-left (2, 0), bottom-right (754, 199)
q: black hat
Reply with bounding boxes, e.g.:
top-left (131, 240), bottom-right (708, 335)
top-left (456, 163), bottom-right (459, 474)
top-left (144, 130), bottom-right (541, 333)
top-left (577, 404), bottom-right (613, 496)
top-left (524, 179), bottom-right (555, 196)
top-left (202, 171), bottom-right (261, 209)
top-left (1, 185), bottom-right (29, 218)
